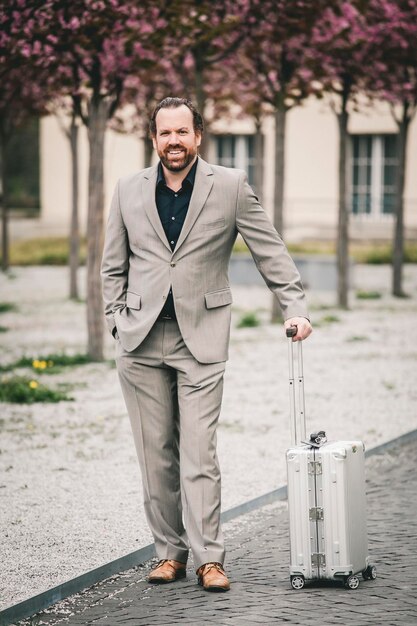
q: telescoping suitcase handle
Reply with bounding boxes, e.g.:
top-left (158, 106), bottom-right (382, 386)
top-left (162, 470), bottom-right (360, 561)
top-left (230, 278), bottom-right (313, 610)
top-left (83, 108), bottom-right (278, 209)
top-left (286, 326), bottom-right (307, 447)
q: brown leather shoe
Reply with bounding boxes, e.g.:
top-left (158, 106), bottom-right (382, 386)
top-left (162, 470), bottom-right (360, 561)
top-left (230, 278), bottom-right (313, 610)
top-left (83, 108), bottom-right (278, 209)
top-left (197, 562), bottom-right (230, 592)
top-left (148, 559), bottom-right (187, 584)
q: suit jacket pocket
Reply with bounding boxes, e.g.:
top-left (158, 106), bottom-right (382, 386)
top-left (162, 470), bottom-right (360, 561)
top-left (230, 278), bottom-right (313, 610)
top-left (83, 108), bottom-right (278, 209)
top-left (126, 292), bottom-right (141, 310)
top-left (201, 217), bottom-right (225, 230)
top-left (205, 288), bottom-right (232, 309)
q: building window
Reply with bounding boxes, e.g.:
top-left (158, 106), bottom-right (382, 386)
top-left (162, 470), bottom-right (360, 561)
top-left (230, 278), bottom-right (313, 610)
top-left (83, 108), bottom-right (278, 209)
top-left (351, 134), bottom-right (398, 217)
top-left (4, 117), bottom-right (40, 212)
top-left (214, 135), bottom-right (255, 186)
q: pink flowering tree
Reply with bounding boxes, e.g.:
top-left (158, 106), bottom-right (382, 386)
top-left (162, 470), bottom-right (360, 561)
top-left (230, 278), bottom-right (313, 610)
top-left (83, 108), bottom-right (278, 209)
top-left (309, 1), bottom-right (371, 308)
top-left (160, 0), bottom-right (250, 157)
top-left (366, 0), bottom-right (417, 297)
top-left (112, 1), bottom-right (251, 168)
top-left (0, 6), bottom-right (49, 271)
top-left (16, 0), bottom-right (168, 360)
top-left (231, 0), bottom-right (329, 320)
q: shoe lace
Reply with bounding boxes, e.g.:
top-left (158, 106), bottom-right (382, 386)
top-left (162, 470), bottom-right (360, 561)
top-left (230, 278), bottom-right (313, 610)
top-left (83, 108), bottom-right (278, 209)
top-left (200, 562), bottom-right (224, 575)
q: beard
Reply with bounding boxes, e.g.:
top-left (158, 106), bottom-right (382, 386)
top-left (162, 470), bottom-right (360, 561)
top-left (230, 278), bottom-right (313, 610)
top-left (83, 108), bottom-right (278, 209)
top-left (158, 145), bottom-right (197, 172)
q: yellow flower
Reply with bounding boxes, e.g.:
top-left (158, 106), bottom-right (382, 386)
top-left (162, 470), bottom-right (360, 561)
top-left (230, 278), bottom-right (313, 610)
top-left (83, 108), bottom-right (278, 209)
top-left (40, 361), bottom-right (47, 369)
top-left (48, 360), bottom-right (54, 367)
top-left (29, 380), bottom-right (38, 389)
top-left (32, 360), bottom-right (40, 368)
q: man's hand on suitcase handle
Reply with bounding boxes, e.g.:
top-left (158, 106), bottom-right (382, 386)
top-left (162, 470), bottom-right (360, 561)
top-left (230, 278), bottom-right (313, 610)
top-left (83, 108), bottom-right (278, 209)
top-left (284, 317), bottom-right (312, 341)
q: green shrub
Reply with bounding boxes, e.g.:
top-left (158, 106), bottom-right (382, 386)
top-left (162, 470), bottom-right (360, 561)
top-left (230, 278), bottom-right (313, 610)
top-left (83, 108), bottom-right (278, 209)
top-left (0, 376), bottom-right (73, 403)
top-left (0, 302), bottom-right (17, 314)
top-left (0, 326), bottom-right (8, 333)
top-left (237, 312), bottom-right (261, 328)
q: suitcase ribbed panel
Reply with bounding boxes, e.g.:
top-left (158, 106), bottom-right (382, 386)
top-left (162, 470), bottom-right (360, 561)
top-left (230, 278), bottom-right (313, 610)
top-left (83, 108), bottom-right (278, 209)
top-left (319, 441), bottom-right (369, 579)
top-left (287, 446), bottom-right (317, 580)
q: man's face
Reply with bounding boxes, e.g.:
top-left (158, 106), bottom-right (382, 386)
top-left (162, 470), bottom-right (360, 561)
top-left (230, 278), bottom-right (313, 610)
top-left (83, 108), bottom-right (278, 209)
top-left (152, 105), bottom-right (202, 172)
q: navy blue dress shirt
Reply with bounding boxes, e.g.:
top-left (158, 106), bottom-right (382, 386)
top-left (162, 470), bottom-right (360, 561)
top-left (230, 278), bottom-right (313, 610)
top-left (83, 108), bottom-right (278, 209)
top-left (155, 158), bottom-right (198, 319)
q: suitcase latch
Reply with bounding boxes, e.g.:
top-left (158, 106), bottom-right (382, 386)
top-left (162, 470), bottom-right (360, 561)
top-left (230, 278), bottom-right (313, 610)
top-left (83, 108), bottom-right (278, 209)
top-left (308, 461), bottom-right (322, 475)
top-left (309, 507), bottom-right (324, 521)
top-left (311, 553), bottom-right (326, 567)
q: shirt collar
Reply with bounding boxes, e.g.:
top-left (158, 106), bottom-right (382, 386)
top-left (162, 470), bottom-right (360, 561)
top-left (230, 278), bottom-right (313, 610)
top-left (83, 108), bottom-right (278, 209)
top-left (157, 157), bottom-right (198, 189)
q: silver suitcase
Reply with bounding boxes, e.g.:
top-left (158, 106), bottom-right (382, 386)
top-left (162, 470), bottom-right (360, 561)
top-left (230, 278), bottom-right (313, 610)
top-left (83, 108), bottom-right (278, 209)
top-left (285, 327), bottom-right (377, 590)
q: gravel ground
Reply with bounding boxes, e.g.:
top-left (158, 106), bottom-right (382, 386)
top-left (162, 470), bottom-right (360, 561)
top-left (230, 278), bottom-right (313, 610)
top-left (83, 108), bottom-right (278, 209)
top-left (1, 263), bottom-right (416, 611)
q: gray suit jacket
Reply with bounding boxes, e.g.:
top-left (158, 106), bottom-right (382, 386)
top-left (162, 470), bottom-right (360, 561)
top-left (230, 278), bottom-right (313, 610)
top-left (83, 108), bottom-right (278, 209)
top-left (101, 158), bottom-right (309, 363)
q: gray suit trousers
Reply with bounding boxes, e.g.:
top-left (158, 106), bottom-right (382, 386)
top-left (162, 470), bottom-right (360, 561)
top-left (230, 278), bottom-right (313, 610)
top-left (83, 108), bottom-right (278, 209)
top-left (116, 319), bottom-right (226, 569)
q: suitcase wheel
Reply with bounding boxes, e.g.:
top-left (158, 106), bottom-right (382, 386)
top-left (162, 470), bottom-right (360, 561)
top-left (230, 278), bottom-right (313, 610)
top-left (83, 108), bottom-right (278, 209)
top-left (345, 575), bottom-right (360, 589)
top-left (362, 565), bottom-right (377, 581)
top-left (290, 575), bottom-right (305, 590)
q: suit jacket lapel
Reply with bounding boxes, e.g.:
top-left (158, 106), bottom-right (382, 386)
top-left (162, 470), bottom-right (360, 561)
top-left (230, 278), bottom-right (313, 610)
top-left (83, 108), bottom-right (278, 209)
top-left (174, 158), bottom-right (214, 253)
top-left (142, 166), bottom-right (171, 252)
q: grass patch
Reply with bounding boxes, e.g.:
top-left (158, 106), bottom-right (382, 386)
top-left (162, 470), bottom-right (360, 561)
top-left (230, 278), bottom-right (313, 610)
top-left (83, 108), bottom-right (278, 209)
top-left (321, 314), bottom-right (341, 324)
top-left (314, 314), bottom-right (341, 328)
top-left (237, 311), bottom-right (261, 328)
top-left (356, 290), bottom-right (382, 300)
top-left (288, 241), bottom-right (336, 256)
top-left (232, 239), bottom-right (417, 264)
top-left (346, 335), bottom-right (369, 342)
top-left (351, 242), bottom-right (417, 264)
top-left (382, 380), bottom-right (395, 391)
top-left (0, 302), bottom-right (17, 314)
top-left (0, 353), bottom-right (94, 373)
top-left (7, 237), bottom-right (417, 266)
top-left (0, 376), bottom-right (73, 403)
top-left (7, 237), bottom-right (87, 266)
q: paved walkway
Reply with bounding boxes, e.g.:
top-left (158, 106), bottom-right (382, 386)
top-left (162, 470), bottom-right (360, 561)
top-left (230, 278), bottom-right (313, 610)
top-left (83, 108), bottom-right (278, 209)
top-left (17, 438), bottom-right (417, 626)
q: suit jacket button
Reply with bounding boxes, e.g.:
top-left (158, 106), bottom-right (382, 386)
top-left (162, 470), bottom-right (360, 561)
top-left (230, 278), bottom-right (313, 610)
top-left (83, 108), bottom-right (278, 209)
top-left (170, 262), bottom-right (176, 267)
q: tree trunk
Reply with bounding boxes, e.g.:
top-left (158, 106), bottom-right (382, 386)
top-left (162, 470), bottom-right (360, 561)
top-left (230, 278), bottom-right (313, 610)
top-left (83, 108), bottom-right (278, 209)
top-left (392, 104), bottom-right (409, 297)
top-left (0, 131), bottom-right (9, 272)
top-left (86, 98), bottom-right (107, 360)
top-left (143, 134), bottom-right (154, 168)
top-left (69, 115), bottom-right (80, 300)
top-left (336, 107), bottom-right (350, 309)
top-left (254, 117), bottom-right (264, 203)
top-left (271, 105), bottom-right (286, 323)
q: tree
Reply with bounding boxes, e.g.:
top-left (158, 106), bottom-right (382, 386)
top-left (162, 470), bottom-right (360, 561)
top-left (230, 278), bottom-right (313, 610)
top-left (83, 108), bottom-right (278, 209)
top-left (19, 0), bottom-right (168, 360)
top-left (309, 1), bottom-right (371, 308)
top-left (238, 0), bottom-right (329, 320)
top-left (366, 0), bottom-right (417, 297)
top-left (162, 0), bottom-right (250, 157)
top-left (0, 2), bottom-right (48, 271)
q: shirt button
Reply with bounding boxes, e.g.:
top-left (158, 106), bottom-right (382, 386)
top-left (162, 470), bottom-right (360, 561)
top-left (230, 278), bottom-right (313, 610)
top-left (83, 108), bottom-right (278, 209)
top-left (170, 241), bottom-right (175, 245)
top-left (170, 262), bottom-right (176, 267)
top-left (174, 194), bottom-right (178, 197)
top-left (171, 216), bottom-right (175, 220)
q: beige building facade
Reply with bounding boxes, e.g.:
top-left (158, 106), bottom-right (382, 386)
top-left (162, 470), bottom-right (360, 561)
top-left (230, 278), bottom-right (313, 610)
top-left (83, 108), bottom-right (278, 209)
top-left (14, 96), bottom-right (417, 243)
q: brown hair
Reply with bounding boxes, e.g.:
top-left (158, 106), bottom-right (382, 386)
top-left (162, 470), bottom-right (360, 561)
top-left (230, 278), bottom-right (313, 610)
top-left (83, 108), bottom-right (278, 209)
top-left (149, 97), bottom-right (204, 136)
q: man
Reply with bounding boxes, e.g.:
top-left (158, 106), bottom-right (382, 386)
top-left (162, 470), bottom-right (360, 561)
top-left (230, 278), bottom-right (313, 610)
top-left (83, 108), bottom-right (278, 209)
top-left (101, 97), bottom-right (312, 593)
